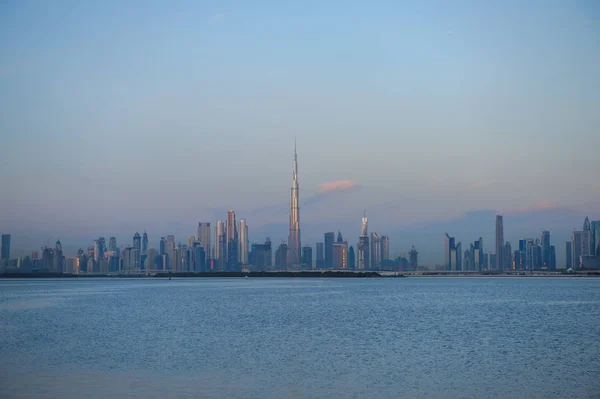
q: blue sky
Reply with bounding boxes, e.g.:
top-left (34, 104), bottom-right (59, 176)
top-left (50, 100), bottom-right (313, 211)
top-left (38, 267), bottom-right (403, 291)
top-left (1, 0), bottom-right (599, 258)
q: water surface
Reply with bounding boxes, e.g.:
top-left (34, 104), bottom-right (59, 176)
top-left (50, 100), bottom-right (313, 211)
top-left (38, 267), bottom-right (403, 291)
top-left (1, 277), bottom-right (598, 398)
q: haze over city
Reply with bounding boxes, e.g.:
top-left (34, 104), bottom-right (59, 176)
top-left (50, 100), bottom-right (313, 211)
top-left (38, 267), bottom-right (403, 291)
top-left (1, 1), bottom-right (599, 265)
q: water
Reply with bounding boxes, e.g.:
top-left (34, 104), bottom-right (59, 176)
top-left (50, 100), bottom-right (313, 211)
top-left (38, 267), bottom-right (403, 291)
top-left (0, 277), bottom-right (599, 398)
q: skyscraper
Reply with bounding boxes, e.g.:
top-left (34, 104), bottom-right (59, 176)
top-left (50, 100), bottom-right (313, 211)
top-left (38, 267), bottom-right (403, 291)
top-left (582, 217), bottom-right (591, 256)
top-left (380, 236), bottom-right (389, 262)
top-left (324, 232), bottom-right (335, 269)
top-left (333, 239), bottom-right (348, 269)
top-left (141, 232), bottom-right (148, 256)
top-left (357, 212), bottom-right (369, 269)
top-left (566, 241), bottom-right (573, 269)
top-left (275, 243), bottom-right (288, 269)
top-left (348, 245), bottom-right (356, 269)
top-left (197, 222), bottom-right (211, 259)
top-left (159, 237), bottom-right (166, 256)
top-left (215, 220), bottom-right (226, 271)
top-left (238, 219), bottom-right (248, 265)
top-left (370, 232), bottom-right (381, 269)
top-left (571, 231), bottom-right (582, 268)
top-left (316, 242), bottom-right (324, 269)
top-left (1, 234), bottom-right (11, 260)
top-left (109, 237), bottom-right (117, 252)
top-left (495, 215), bottom-right (504, 271)
top-left (250, 238), bottom-right (272, 270)
top-left (287, 141), bottom-right (301, 268)
top-left (302, 246), bottom-right (313, 269)
top-left (133, 232), bottom-right (141, 250)
top-left (541, 231), bottom-right (550, 268)
top-left (166, 235), bottom-right (176, 271)
top-left (592, 220), bottom-right (600, 256)
top-left (53, 240), bottom-right (63, 273)
top-left (226, 210), bottom-right (238, 268)
top-left (444, 233), bottom-right (456, 270)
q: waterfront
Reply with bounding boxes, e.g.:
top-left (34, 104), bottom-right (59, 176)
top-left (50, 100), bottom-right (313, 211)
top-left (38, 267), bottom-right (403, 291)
top-left (1, 278), bottom-right (599, 398)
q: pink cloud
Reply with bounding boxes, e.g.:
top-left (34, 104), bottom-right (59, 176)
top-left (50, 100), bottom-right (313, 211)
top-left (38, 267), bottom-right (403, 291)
top-left (317, 180), bottom-right (356, 193)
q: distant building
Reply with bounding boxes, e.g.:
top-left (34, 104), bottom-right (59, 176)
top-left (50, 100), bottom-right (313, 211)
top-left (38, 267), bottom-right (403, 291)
top-left (324, 232), bottom-right (335, 269)
top-left (495, 215), bottom-right (504, 271)
top-left (565, 241), bottom-right (572, 269)
top-left (316, 242), bottom-right (324, 269)
top-left (503, 242), bottom-right (512, 271)
top-left (333, 234), bottom-right (348, 269)
top-left (250, 238), bottom-right (272, 270)
top-left (133, 232), bottom-right (141, 251)
top-left (571, 231), bottom-right (583, 268)
top-left (215, 220), bottom-right (226, 271)
top-left (582, 217), bottom-right (591, 257)
top-left (409, 246), bottom-right (419, 270)
top-left (226, 210), bottom-right (238, 269)
top-left (142, 232), bottom-right (148, 256)
top-left (357, 212), bottom-right (369, 269)
top-left (53, 240), bottom-right (64, 273)
top-left (165, 235), bottom-right (176, 271)
top-left (592, 220), bottom-right (600, 256)
top-left (192, 242), bottom-right (206, 272)
top-left (159, 237), bottom-right (166, 256)
top-left (275, 243), bottom-right (288, 269)
top-left (302, 246), bottom-right (313, 269)
top-left (348, 245), bottom-right (356, 269)
top-left (197, 222), bottom-right (211, 260)
top-left (380, 236), bottom-right (389, 262)
top-left (1, 234), bottom-right (11, 260)
top-left (370, 233), bottom-right (381, 269)
top-left (238, 219), bottom-right (248, 265)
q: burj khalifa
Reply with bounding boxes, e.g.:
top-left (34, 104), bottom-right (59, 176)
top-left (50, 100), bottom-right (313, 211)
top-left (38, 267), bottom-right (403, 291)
top-left (287, 141), bottom-right (301, 267)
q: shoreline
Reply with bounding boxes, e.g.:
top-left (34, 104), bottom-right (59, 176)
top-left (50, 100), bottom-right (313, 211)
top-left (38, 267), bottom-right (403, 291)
top-left (1, 271), bottom-right (599, 278)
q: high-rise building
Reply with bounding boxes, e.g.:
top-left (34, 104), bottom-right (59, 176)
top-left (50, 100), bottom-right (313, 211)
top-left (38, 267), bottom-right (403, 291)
top-left (226, 211), bottom-right (238, 268)
top-left (142, 232), bottom-right (148, 255)
top-left (215, 220), bottom-right (226, 270)
top-left (192, 242), bottom-right (206, 272)
top-left (302, 246), bottom-right (313, 269)
top-left (165, 235), bottom-right (176, 271)
top-left (1, 234), bottom-right (11, 260)
top-left (333, 241), bottom-right (348, 269)
top-left (571, 231), bottom-right (583, 268)
top-left (565, 241), bottom-right (573, 269)
top-left (133, 232), bottom-right (141, 251)
top-left (93, 239), bottom-right (103, 262)
top-left (159, 237), bottom-right (166, 256)
top-left (541, 231), bottom-right (550, 268)
top-left (357, 212), bottom-right (369, 269)
top-left (455, 242), bottom-right (462, 271)
top-left (591, 220), bottom-right (600, 256)
top-left (197, 222), bottom-right (211, 259)
top-left (53, 240), bottom-right (63, 273)
top-left (109, 237), bottom-right (117, 252)
top-left (316, 242), bottom-right (324, 269)
top-left (503, 241), bottom-right (511, 271)
top-left (380, 236), bottom-right (389, 262)
top-left (324, 232), bottom-right (335, 269)
top-left (444, 233), bottom-right (458, 270)
top-left (409, 246), bottom-right (419, 270)
top-left (348, 245), bottom-right (356, 269)
top-left (250, 238), bottom-right (272, 270)
top-left (582, 217), bottom-right (591, 257)
top-left (495, 215), bottom-right (504, 271)
top-left (275, 243), bottom-right (288, 269)
top-left (239, 219), bottom-right (248, 265)
top-left (370, 232), bottom-right (381, 269)
top-left (287, 141), bottom-right (302, 268)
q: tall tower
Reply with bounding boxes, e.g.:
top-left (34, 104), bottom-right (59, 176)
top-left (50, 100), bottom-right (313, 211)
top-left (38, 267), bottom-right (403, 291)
top-left (288, 140), bottom-right (302, 267)
top-left (226, 210), bottom-right (238, 268)
top-left (238, 219), bottom-right (248, 265)
top-left (133, 232), bottom-right (141, 251)
top-left (141, 232), bottom-right (148, 256)
top-left (197, 222), bottom-right (211, 259)
top-left (358, 211), bottom-right (369, 269)
top-left (495, 215), bottom-right (504, 271)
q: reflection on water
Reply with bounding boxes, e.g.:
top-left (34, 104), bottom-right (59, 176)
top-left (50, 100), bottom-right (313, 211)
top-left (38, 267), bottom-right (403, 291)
top-left (1, 277), bottom-right (599, 398)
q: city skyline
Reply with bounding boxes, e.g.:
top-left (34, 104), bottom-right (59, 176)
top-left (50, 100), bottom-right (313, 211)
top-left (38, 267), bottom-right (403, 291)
top-left (1, 2), bottom-right (599, 247)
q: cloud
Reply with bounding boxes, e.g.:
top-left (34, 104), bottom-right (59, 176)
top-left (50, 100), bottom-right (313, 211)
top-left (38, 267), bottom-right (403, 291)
top-left (317, 180), bottom-right (356, 193)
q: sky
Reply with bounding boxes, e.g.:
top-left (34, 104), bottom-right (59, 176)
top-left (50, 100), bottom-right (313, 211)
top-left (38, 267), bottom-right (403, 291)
top-left (1, 0), bottom-right (599, 262)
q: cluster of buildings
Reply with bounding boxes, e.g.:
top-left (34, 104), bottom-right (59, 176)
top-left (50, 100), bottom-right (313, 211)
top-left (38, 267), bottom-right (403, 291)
top-left (0, 144), bottom-right (420, 274)
top-left (444, 216), bottom-right (600, 271)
